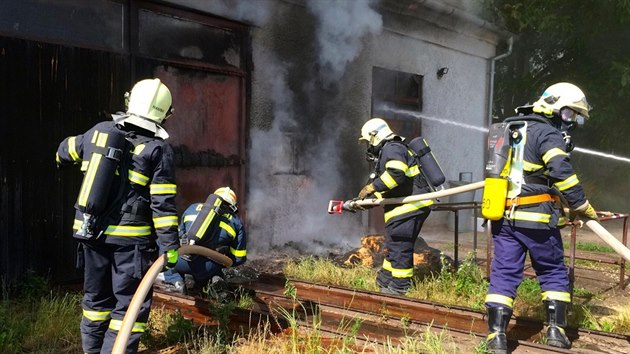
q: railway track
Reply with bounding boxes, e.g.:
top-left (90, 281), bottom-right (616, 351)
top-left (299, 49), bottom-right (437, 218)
top-left (153, 274), bottom-right (630, 353)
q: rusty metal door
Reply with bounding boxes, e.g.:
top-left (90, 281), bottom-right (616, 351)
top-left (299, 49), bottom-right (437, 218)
top-left (155, 66), bottom-right (246, 212)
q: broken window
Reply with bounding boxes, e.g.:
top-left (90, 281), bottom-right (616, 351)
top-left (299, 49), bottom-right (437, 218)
top-left (371, 66), bottom-right (423, 119)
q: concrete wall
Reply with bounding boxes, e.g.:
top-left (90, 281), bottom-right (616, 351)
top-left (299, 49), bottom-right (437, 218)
top-left (164, 0), bottom-right (505, 250)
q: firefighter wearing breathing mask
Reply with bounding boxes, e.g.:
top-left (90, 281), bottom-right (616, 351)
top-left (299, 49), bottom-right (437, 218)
top-left (56, 78), bottom-right (179, 354)
top-left (352, 118), bottom-right (434, 295)
top-left (482, 82), bottom-right (598, 353)
top-left (160, 187), bottom-right (247, 294)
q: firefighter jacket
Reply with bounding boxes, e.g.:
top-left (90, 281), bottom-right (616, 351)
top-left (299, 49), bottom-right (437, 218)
top-left (180, 202), bottom-right (247, 266)
top-left (504, 114), bottom-right (588, 229)
top-left (56, 120), bottom-right (180, 250)
top-left (371, 138), bottom-right (434, 225)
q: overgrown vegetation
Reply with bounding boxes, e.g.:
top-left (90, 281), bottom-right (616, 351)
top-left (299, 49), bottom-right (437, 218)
top-left (0, 272), bottom-right (82, 354)
top-left (4, 256), bottom-right (630, 353)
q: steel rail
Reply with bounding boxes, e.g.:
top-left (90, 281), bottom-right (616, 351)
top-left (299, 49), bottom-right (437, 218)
top-left (153, 274), bottom-right (630, 353)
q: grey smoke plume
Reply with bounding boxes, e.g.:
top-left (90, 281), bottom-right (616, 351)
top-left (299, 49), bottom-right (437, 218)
top-left (307, 0), bottom-right (382, 85)
top-left (247, 0), bottom-right (384, 254)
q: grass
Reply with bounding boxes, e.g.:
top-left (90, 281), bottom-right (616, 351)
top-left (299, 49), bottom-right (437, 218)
top-left (407, 252), bottom-right (488, 310)
top-left (5, 253), bottom-right (630, 353)
top-left (284, 256), bottom-right (379, 291)
top-left (0, 273), bottom-right (82, 354)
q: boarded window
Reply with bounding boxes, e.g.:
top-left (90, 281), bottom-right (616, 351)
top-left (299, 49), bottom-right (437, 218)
top-left (137, 9), bottom-right (244, 69)
top-left (0, 0), bottom-right (124, 51)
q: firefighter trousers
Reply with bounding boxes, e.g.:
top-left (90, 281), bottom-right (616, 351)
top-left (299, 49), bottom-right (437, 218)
top-left (376, 211), bottom-right (430, 294)
top-left (79, 241), bottom-right (158, 354)
top-left (486, 223), bottom-right (570, 308)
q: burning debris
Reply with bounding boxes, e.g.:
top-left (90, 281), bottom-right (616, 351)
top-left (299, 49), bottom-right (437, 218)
top-left (341, 234), bottom-right (451, 278)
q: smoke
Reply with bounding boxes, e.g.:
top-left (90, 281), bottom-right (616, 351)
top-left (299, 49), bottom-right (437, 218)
top-left (247, 1), bottom-right (383, 254)
top-left (307, 0), bottom-right (382, 86)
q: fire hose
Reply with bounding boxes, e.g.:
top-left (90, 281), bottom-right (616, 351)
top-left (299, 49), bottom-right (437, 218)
top-left (112, 245), bottom-right (233, 354)
top-left (327, 180), bottom-right (486, 212)
top-left (328, 180), bottom-right (630, 263)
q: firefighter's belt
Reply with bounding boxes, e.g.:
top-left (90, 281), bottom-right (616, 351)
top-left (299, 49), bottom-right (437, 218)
top-left (506, 194), bottom-right (559, 207)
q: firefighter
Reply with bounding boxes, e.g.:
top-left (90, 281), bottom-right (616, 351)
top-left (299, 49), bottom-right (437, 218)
top-left (161, 187), bottom-right (247, 294)
top-left (351, 118), bottom-right (434, 295)
top-left (484, 82), bottom-right (598, 353)
top-left (56, 78), bottom-right (179, 354)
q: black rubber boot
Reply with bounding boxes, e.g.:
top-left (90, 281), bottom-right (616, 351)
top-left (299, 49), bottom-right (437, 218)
top-left (545, 300), bottom-right (571, 349)
top-left (486, 306), bottom-right (512, 354)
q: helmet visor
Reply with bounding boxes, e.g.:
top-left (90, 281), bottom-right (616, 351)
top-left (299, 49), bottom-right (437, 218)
top-left (560, 108), bottom-right (586, 126)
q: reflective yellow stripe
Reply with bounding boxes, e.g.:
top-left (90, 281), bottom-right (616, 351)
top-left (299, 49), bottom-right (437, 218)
top-left (485, 294), bottom-right (514, 308)
top-left (77, 154), bottom-right (101, 207)
top-left (73, 219), bottom-right (82, 230)
top-left (104, 225), bottom-right (152, 236)
top-left (380, 171), bottom-right (398, 189)
top-left (108, 319), bottom-right (146, 333)
top-left (150, 184), bottom-right (177, 195)
top-left (133, 144), bottom-right (145, 155)
top-left (220, 221), bottom-right (236, 238)
top-left (230, 247), bottom-right (247, 257)
top-left (196, 199), bottom-right (222, 239)
top-left (68, 136), bottom-right (80, 161)
top-left (542, 148), bottom-right (567, 164)
top-left (385, 160), bottom-right (408, 172)
top-left (83, 309), bottom-right (111, 322)
top-left (184, 215), bottom-right (197, 223)
top-left (553, 174), bottom-right (579, 191)
top-left (128, 170), bottom-right (149, 186)
top-left (80, 161), bottom-right (89, 171)
top-left (96, 132), bottom-right (108, 148)
top-left (523, 160), bottom-right (543, 172)
top-left (384, 200), bottom-right (433, 222)
top-left (382, 259), bottom-right (413, 278)
top-left (406, 165), bottom-right (420, 177)
top-left (541, 291), bottom-right (571, 303)
top-left (506, 210), bottom-right (550, 223)
top-left (153, 216), bottom-right (178, 228)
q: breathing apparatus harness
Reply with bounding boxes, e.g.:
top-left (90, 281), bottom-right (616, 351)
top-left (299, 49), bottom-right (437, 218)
top-left (482, 114), bottom-right (566, 221)
top-left (366, 136), bottom-right (446, 194)
top-left (75, 121), bottom-right (157, 240)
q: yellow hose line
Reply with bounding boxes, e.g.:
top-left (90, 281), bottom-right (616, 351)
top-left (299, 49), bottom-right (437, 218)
top-left (112, 245), bottom-right (232, 354)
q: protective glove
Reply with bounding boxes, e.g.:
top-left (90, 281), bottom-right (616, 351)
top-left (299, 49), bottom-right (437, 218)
top-left (342, 199), bottom-right (365, 213)
top-left (571, 201), bottom-right (599, 222)
top-left (164, 249), bottom-right (179, 271)
top-left (358, 183), bottom-right (376, 200)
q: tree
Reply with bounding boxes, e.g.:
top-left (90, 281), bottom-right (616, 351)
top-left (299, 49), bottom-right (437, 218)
top-left (485, 0), bottom-right (630, 211)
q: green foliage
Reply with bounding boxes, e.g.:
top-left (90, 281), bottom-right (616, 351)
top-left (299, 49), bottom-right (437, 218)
top-left (486, 0), bottom-right (630, 212)
top-left (409, 252), bottom-right (488, 310)
top-left (0, 292), bottom-right (82, 353)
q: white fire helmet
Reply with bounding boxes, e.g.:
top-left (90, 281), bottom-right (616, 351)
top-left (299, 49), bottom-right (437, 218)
top-left (214, 187), bottom-right (237, 208)
top-left (359, 118), bottom-right (394, 147)
top-left (121, 78), bottom-right (173, 139)
top-left (532, 82), bottom-right (590, 120)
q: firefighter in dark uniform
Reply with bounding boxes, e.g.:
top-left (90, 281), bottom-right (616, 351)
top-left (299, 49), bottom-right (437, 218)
top-left (161, 187), bottom-right (247, 294)
top-left (484, 83), bottom-right (598, 353)
top-left (56, 78), bottom-right (180, 354)
top-left (353, 118), bottom-right (434, 295)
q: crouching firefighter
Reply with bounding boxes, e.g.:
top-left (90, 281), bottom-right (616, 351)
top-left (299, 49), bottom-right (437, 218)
top-left (481, 83), bottom-right (599, 353)
top-left (56, 78), bottom-right (180, 354)
top-left (161, 187), bottom-right (247, 294)
top-left (348, 118), bottom-right (445, 295)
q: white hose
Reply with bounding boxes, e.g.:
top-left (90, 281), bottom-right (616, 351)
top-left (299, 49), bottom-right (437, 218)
top-left (585, 220), bottom-right (630, 263)
top-left (352, 180), bottom-right (486, 206)
top-left (112, 245), bottom-right (232, 354)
